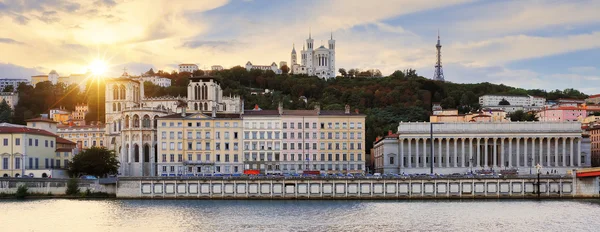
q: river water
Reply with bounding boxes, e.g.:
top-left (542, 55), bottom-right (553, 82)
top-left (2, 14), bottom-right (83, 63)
top-left (1, 199), bottom-right (599, 231)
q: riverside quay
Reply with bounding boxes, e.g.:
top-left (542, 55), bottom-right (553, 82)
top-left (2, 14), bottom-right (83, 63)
top-left (114, 170), bottom-right (600, 199)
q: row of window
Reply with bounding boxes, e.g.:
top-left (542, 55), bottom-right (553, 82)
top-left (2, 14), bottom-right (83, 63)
top-left (243, 131), bottom-right (363, 140)
top-left (242, 122), bottom-right (364, 130)
top-left (158, 152), bottom-right (364, 163)
top-left (162, 131), bottom-right (239, 140)
top-left (161, 141), bottom-right (364, 152)
top-left (162, 121), bottom-right (239, 128)
top-left (1, 157), bottom-right (68, 170)
top-left (2, 138), bottom-right (54, 148)
top-left (60, 133), bottom-right (104, 138)
top-left (161, 165), bottom-right (237, 174)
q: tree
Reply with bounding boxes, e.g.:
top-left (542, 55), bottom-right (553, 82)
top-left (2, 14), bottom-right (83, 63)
top-left (499, 98), bottom-right (510, 105)
top-left (192, 69), bottom-right (205, 76)
top-left (348, 69), bottom-right (356, 78)
top-left (2, 85), bottom-right (14, 92)
top-left (68, 147), bottom-right (120, 177)
top-left (510, 110), bottom-right (538, 121)
top-left (338, 68), bottom-right (347, 77)
top-left (145, 68), bottom-right (155, 76)
top-left (281, 65), bottom-right (290, 75)
top-left (0, 99), bottom-right (12, 123)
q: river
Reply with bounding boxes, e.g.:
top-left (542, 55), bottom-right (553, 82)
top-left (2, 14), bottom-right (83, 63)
top-left (1, 199), bottom-right (599, 231)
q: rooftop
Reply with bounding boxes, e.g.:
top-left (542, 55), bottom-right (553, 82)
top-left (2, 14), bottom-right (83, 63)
top-left (25, 117), bottom-right (58, 124)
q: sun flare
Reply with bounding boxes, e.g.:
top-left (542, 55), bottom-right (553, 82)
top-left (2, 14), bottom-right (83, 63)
top-left (89, 59), bottom-right (108, 76)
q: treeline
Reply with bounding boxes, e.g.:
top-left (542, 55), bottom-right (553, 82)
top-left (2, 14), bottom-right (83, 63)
top-left (8, 79), bottom-right (105, 125)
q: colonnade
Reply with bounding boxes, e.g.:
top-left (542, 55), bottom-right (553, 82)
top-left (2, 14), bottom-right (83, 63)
top-left (398, 136), bottom-right (582, 169)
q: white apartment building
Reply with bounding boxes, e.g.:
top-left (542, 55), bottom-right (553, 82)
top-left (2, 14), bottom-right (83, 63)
top-left (0, 78), bottom-right (30, 90)
top-left (139, 76), bottom-right (172, 87)
top-left (479, 95), bottom-right (546, 113)
top-left (178, 64), bottom-right (198, 73)
top-left (242, 107), bottom-right (283, 174)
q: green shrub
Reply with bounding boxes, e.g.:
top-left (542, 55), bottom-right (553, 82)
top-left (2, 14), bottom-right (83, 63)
top-left (16, 184), bottom-right (28, 199)
top-left (66, 178), bottom-right (80, 195)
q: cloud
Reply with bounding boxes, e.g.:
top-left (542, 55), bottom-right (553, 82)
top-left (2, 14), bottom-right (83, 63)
top-left (94, 0), bottom-right (117, 8)
top-left (0, 63), bottom-right (43, 79)
top-left (37, 11), bottom-right (60, 24)
top-left (568, 66), bottom-right (597, 74)
top-left (181, 40), bottom-right (236, 49)
top-left (0, 37), bottom-right (23, 44)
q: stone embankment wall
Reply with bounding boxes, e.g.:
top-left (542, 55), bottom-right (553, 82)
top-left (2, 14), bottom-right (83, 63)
top-left (116, 176), bottom-right (599, 199)
top-left (0, 178), bottom-right (116, 195)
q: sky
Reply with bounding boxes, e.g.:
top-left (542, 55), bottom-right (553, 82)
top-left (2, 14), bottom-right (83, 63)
top-left (1, 0), bottom-right (600, 93)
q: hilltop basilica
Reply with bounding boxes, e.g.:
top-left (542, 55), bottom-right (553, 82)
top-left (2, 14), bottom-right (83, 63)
top-left (290, 32), bottom-right (336, 79)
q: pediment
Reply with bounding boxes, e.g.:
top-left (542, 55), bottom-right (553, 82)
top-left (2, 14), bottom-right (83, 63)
top-left (186, 113), bottom-right (212, 119)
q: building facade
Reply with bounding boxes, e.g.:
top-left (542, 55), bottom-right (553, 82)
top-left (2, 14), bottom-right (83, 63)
top-left (0, 122), bottom-right (75, 178)
top-left (243, 107), bottom-right (283, 174)
top-left (374, 122), bottom-right (587, 175)
top-left (139, 76), bottom-right (172, 87)
top-left (178, 64), bottom-right (198, 73)
top-left (290, 33), bottom-right (336, 79)
top-left (0, 78), bottom-right (30, 91)
top-left (245, 61), bottom-right (281, 74)
top-left (157, 112), bottom-right (243, 176)
top-left (0, 92), bottom-right (19, 109)
top-left (31, 70), bottom-right (88, 91)
top-left (536, 107), bottom-right (587, 122)
top-left (211, 65), bottom-right (224, 71)
top-left (57, 124), bottom-right (105, 150)
top-left (479, 95), bottom-right (545, 113)
top-left (104, 73), bottom-right (242, 176)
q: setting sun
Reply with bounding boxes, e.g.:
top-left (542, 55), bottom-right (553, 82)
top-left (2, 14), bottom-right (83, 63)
top-left (89, 59), bottom-right (108, 76)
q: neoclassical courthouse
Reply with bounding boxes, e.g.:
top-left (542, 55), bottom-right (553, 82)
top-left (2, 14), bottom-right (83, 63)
top-left (374, 122), bottom-right (589, 175)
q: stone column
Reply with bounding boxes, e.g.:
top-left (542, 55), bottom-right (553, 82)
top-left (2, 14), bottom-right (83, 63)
top-left (516, 138), bottom-right (520, 167)
top-left (539, 138), bottom-right (544, 166)
top-left (531, 138), bottom-right (535, 168)
top-left (454, 138), bottom-right (458, 168)
top-left (423, 138), bottom-right (427, 168)
top-left (500, 138), bottom-right (505, 168)
top-left (438, 138), bottom-right (442, 168)
top-left (546, 137), bottom-right (551, 167)
top-left (469, 138), bottom-right (473, 168)
top-left (461, 139), bottom-right (465, 168)
top-left (577, 138), bottom-right (582, 166)
top-left (562, 138), bottom-right (566, 167)
top-left (476, 138), bottom-right (481, 168)
top-left (400, 139), bottom-right (405, 169)
top-left (484, 138), bottom-right (488, 168)
top-left (445, 138), bottom-right (450, 168)
top-left (508, 138), bottom-right (512, 168)
top-left (493, 138), bottom-right (497, 168)
top-left (554, 137), bottom-right (559, 167)
top-left (570, 137), bottom-right (574, 166)
top-left (524, 138), bottom-right (528, 168)
top-left (408, 139), bottom-right (412, 168)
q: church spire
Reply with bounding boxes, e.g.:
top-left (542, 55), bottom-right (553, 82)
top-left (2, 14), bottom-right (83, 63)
top-left (309, 27), bottom-right (311, 39)
top-left (331, 30), bottom-right (333, 40)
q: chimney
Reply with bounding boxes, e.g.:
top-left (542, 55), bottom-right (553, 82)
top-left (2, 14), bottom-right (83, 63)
top-left (278, 102), bottom-right (283, 115)
top-left (254, 104), bottom-right (259, 110)
top-left (344, 104), bottom-right (350, 114)
top-left (388, 130), bottom-right (392, 136)
top-left (355, 109), bottom-right (359, 114)
top-left (181, 105), bottom-right (186, 117)
top-left (314, 103), bottom-right (321, 115)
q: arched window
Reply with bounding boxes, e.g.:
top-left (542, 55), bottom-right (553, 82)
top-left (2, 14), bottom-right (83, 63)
top-left (204, 102), bottom-right (208, 111)
top-left (112, 103), bottom-right (116, 112)
top-left (134, 144), bottom-right (140, 162)
top-left (113, 85), bottom-right (119, 100)
top-left (133, 115), bottom-right (140, 128)
top-left (195, 85), bottom-right (199, 100)
top-left (125, 144), bottom-right (130, 163)
top-left (113, 123), bottom-right (117, 132)
top-left (153, 116), bottom-right (159, 129)
top-left (202, 85), bottom-right (207, 100)
top-left (120, 85), bottom-right (126, 100)
top-left (125, 115), bottom-right (130, 128)
top-left (144, 144), bottom-right (150, 162)
top-left (194, 103), bottom-right (198, 111)
top-left (118, 103), bottom-right (121, 111)
top-left (223, 104), bottom-right (226, 111)
top-left (142, 115), bottom-right (151, 128)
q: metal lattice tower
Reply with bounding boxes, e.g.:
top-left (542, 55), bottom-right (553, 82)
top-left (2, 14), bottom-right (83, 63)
top-left (433, 30), bottom-right (445, 81)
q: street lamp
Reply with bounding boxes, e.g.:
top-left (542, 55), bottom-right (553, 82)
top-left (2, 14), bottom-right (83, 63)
top-left (430, 122), bottom-right (444, 174)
